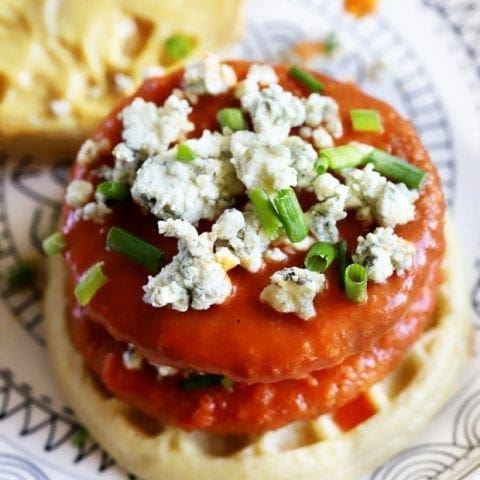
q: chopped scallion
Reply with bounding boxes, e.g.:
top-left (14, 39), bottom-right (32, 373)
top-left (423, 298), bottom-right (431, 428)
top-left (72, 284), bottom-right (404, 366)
top-left (180, 374), bottom-right (229, 391)
top-left (315, 155), bottom-right (329, 174)
top-left (324, 32), bottom-right (339, 55)
top-left (288, 66), bottom-right (324, 92)
top-left (74, 262), bottom-right (108, 306)
top-left (319, 145), bottom-right (366, 170)
top-left (304, 242), bottom-right (337, 273)
top-left (96, 181), bottom-right (129, 201)
top-left (336, 240), bottom-right (348, 287)
top-left (176, 143), bottom-right (196, 162)
top-left (366, 148), bottom-right (428, 189)
top-left (163, 34), bottom-right (194, 62)
top-left (107, 227), bottom-right (164, 273)
top-left (248, 187), bottom-right (282, 239)
top-left (273, 188), bottom-right (308, 243)
top-left (344, 263), bottom-right (368, 303)
top-left (221, 377), bottom-right (234, 389)
top-left (71, 426), bottom-right (88, 448)
top-left (350, 109), bottom-right (383, 132)
top-left (217, 108), bottom-right (246, 131)
top-left (6, 261), bottom-right (37, 291)
top-left (42, 231), bottom-right (66, 256)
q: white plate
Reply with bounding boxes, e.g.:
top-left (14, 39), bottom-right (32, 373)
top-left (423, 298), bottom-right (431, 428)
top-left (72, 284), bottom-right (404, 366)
top-left (1, 0), bottom-right (479, 478)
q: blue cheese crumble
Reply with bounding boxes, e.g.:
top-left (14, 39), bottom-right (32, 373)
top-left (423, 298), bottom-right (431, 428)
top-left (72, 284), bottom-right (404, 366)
top-left (131, 146), bottom-right (242, 225)
top-left (260, 267), bottom-right (326, 320)
top-left (247, 84), bottom-right (306, 142)
top-left (213, 206), bottom-right (270, 273)
top-left (183, 55), bottom-right (237, 96)
top-left (305, 173), bottom-right (348, 242)
top-left (352, 226), bottom-right (415, 283)
top-left (235, 64), bottom-right (279, 110)
top-left (343, 164), bottom-right (419, 227)
top-left (230, 131), bottom-right (297, 191)
top-left (144, 219), bottom-right (232, 311)
top-left (65, 180), bottom-right (93, 207)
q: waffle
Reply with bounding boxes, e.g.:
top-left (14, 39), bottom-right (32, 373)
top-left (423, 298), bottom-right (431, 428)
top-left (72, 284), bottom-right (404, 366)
top-left (44, 220), bottom-right (473, 480)
top-left (0, 0), bottom-right (243, 159)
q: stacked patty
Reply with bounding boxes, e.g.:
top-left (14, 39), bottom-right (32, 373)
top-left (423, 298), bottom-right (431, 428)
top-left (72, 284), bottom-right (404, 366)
top-left (59, 60), bottom-right (445, 434)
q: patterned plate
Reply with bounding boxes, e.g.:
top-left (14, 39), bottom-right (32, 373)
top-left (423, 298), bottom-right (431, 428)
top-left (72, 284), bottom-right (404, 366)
top-left (1, 0), bottom-right (479, 478)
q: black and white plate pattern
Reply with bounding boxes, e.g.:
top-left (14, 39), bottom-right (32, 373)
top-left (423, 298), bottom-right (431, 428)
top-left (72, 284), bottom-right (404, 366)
top-left (1, 0), bottom-right (479, 478)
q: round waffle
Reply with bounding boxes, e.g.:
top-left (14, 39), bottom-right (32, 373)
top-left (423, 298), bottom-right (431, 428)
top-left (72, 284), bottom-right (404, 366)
top-left (44, 221), bottom-right (473, 480)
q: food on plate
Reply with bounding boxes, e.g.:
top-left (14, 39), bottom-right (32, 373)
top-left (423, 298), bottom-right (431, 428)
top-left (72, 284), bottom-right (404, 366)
top-left (0, 0), bottom-right (243, 159)
top-left (44, 57), bottom-right (472, 479)
top-left (344, 0), bottom-right (378, 17)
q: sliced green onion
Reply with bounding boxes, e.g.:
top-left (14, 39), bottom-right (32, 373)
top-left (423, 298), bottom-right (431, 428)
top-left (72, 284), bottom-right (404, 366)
top-left (217, 108), bottom-right (246, 131)
top-left (336, 240), bottom-right (348, 287)
top-left (6, 261), bottom-right (37, 291)
top-left (350, 109), bottom-right (383, 132)
top-left (304, 242), bottom-right (337, 273)
top-left (42, 231), bottom-right (66, 256)
top-left (163, 34), bottom-right (194, 62)
top-left (96, 181), bottom-right (129, 201)
top-left (273, 188), bottom-right (308, 243)
top-left (288, 66), bottom-right (324, 92)
top-left (315, 155), bottom-right (329, 174)
top-left (107, 227), bottom-right (164, 273)
top-left (180, 374), bottom-right (228, 391)
top-left (324, 32), bottom-right (338, 55)
top-left (71, 426), bottom-right (88, 448)
top-left (248, 187), bottom-right (282, 239)
top-left (366, 148), bottom-right (428, 189)
top-left (319, 145), bottom-right (366, 170)
top-left (344, 263), bottom-right (368, 303)
top-left (74, 262), bottom-right (108, 306)
top-left (221, 377), bottom-right (234, 389)
top-left (176, 143), bottom-right (196, 162)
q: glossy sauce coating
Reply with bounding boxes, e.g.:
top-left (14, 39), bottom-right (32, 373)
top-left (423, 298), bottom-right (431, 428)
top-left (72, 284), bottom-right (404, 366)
top-left (68, 261), bottom-right (438, 433)
top-left (62, 62), bottom-right (445, 383)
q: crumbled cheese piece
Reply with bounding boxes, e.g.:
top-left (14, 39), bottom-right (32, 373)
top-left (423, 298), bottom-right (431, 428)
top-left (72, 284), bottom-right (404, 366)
top-left (77, 138), bottom-right (111, 167)
top-left (342, 164), bottom-right (418, 227)
top-left (183, 55), bottom-right (237, 96)
top-left (302, 93), bottom-right (343, 138)
top-left (284, 136), bottom-right (318, 189)
top-left (109, 142), bottom-right (141, 184)
top-left (131, 148), bottom-right (242, 225)
top-left (265, 247), bottom-right (288, 263)
top-left (214, 246), bottom-right (241, 271)
top-left (230, 131), bottom-right (297, 191)
top-left (123, 344), bottom-right (142, 370)
top-left (260, 267), bottom-right (326, 320)
top-left (299, 126), bottom-right (312, 138)
top-left (156, 365), bottom-right (179, 377)
top-left (213, 206), bottom-right (269, 273)
top-left (374, 182), bottom-right (419, 227)
top-left (65, 180), bottom-right (93, 207)
top-left (305, 173), bottom-right (348, 242)
top-left (119, 95), bottom-right (193, 156)
top-left (79, 199), bottom-right (112, 223)
top-left (144, 219), bottom-right (232, 311)
top-left (343, 163), bottom-right (387, 224)
top-left (184, 130), bottom-right (229, 159)
top-left (312, 126), bottom-right (334, 149)
top-left (352, 226), bottom-right (415, 283)
top-left (49, 99), bottom-right (71, 118)
top-left (245, 64), bottom-right (279, 85)
top-left (248, 84), bottom-right (306, 142)
top-left (279, 235), bottom-right (316, 255)
top-left (235, 63), bottom-right (278, 110)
